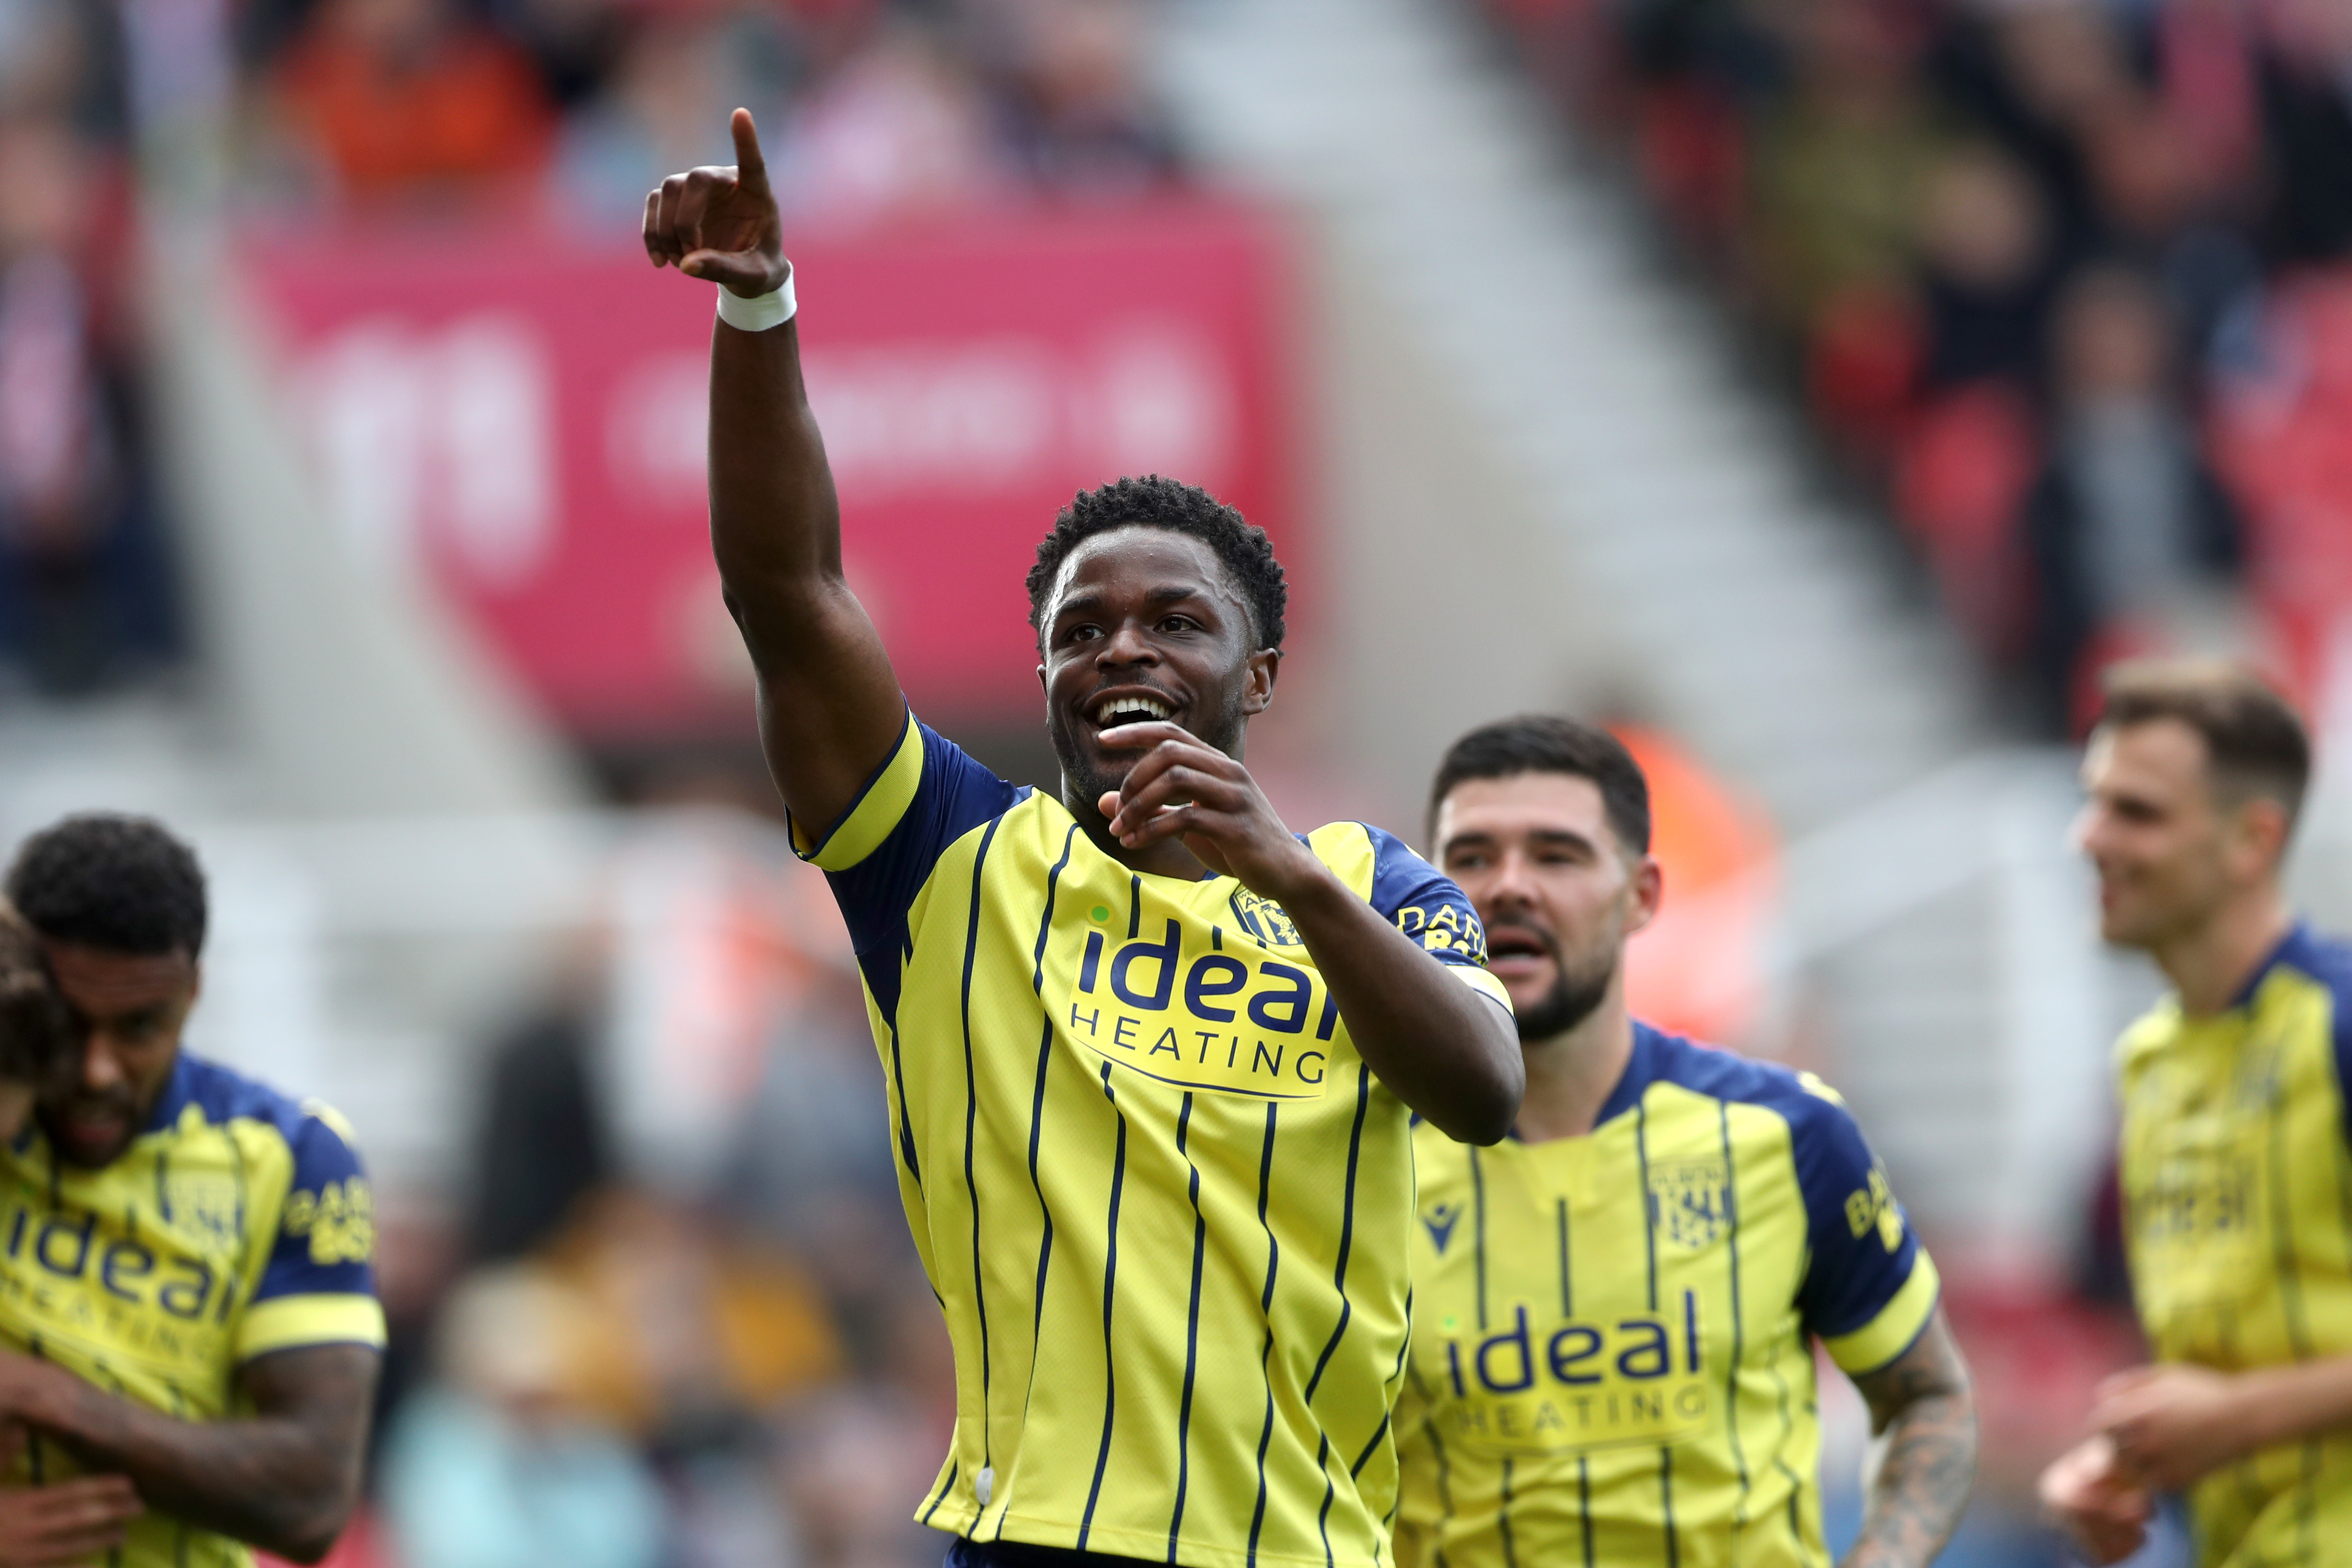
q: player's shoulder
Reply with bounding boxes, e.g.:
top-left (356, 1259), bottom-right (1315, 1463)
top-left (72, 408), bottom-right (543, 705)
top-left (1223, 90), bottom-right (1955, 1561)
top-left (2260, 923), bottom-right (2352, 1015)
top-left (163, 1053), bottom-right (365, 1169)
top-left (1629, 1023), bottom-right (1864, 1146)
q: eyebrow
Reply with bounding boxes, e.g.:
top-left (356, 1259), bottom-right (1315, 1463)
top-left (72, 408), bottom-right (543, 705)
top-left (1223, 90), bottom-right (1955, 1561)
top-left (1053, 583), bottom-right (1219, 621)
top-left (1442, 827), bottom-right (1602, 854)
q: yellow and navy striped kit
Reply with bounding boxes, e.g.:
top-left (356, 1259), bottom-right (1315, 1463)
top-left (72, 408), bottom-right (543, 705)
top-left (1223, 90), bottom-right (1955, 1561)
top-left (1393, 1025), bottom-right (1940, 1568)
top-left (0, 1051), bottom-right (385, 1568)
top-left (2116, 924), bottom-right (2352, 1568)
top-left (800, 713), bottom-right (1509, 1568)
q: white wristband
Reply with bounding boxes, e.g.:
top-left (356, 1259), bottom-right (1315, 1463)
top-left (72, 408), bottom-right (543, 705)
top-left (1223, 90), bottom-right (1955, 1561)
top-left (715, 273), bottom-right (797, 332)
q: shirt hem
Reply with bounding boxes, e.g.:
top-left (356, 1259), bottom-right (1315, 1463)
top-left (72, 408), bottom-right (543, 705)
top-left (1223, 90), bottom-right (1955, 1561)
top-left (920, 1507), bottom-right (1388, 1568)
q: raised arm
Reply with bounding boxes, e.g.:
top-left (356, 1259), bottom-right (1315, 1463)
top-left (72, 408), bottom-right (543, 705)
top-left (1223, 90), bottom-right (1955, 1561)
top-left (0, 1343), bottom-right (377, 1564)
top-left (642, 109), bottom-right (906, 833)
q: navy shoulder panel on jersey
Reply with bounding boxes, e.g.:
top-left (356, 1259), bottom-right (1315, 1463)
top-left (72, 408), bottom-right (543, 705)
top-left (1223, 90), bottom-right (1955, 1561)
top-left (1622, 1024), bottom-right (1924, 1346)
top-left (148, 1053), bottom-right (315, 1144)
top-left (151, 1054), bottom-right (377, 1307)
top-left (2265, 922), bottom-right (2352, 1148)
top-left (822, 719), bottom-right (1028, 1024)
top-left (1360, 823), bottom-right (1491, 972)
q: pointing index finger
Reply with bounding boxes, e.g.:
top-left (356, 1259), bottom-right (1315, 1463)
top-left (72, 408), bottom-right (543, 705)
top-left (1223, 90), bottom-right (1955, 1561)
top-left (730, 107), bottom-right (768, 185)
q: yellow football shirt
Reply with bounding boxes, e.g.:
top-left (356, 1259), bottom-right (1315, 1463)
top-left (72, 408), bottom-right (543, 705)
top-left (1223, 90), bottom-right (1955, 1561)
top-left (800, 712), bottom-right (1509, 1568)
top-left (1393, 1025), bottom-right (1940, 1568)
top-left (2115, 923), bottom-right (2352, 1568)
top-left (0, 1051), bottom-right (387, 1568)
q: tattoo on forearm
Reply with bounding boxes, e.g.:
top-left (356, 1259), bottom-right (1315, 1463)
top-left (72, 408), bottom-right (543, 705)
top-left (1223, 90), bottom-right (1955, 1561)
top-left (44, 1345), bottom-right (378, 1559)
top-left (1843, 1315), bottom-right (1979, 1568)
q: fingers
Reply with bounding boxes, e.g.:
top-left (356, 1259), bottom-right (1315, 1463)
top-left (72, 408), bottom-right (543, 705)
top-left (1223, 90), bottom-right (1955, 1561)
top-left (1109, 765), bottom-right (1246, 844)
top-left (643, 168), bottom-right (737, 271)
top-left (731, 107), bottom-right (769, 187)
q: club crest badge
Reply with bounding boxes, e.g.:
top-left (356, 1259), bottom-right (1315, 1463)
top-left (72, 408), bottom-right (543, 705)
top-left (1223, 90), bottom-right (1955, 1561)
top-left (1648, 1158), bottom-right (1731, 1251)
top-left (1228, 888), bottom-right (1303, 947)
top-left (162, 1169), bottom-right (245, 1246)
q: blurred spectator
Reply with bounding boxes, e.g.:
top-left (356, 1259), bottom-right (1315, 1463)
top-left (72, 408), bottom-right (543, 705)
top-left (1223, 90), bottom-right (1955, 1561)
top-left (970, 0), bottom-right (1179, 194)
top-left (551, 7), bottom-right (799, 230)
top-left (1747, 0), bottom-right (1946, 338)
top-left (776, 17), bottom-right (1009, 226)
top-left (380, 1265), bottom-right (670, 1568)
top-left (1915, 142), bottom-right (2054, 391)
top-left (2023, 265), bottom-right (2243, 732)
top-left (464, 951), bottom-right (614, 1265)
top-left (0, 113), bottom-right (181, 696)
top-left (267, 0), bottom-right (554, 209)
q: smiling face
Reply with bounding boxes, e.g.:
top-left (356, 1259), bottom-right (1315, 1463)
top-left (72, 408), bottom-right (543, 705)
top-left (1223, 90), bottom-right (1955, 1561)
top-left (36, 941), bottom-right (197, 1168)
top-left (1038, 526), bottom-right (1276, 812)
top-left (2075, 717), bottom-right (2285, 951)
top-left (1435, 772), bottom-right (1661, 1042)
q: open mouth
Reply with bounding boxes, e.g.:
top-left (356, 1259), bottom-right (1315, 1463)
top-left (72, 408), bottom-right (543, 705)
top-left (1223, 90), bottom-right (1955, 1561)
top-left (1087, 690), bottom-right (1178, 732)
top-left (1484, 927), bottom-right (1556, 973)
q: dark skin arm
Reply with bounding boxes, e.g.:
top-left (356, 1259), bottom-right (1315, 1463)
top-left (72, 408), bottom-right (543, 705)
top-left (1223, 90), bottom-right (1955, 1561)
top-left (1101, 725), bottom-right (1524, 1143)
top-left (643, 108), bottom-right (904, 835)
top-left (648, 114), bottom-right (1522, 1138)
top-left (1841, 1311), bottom-right (1978, 1568)
top-left (0, 1344), bottom-right (378, 1565)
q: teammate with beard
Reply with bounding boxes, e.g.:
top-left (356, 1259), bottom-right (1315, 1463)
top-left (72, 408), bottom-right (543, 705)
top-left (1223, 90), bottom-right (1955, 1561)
top-left (1394, 717), bottom-right (1977, 1568)
top-left (643, 111), bottom-right (1522, 1568)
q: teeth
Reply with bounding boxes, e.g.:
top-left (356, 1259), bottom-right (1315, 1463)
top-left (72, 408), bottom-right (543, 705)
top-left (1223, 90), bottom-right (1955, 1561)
top-left (1098, 696), bottom-right (1172, 725)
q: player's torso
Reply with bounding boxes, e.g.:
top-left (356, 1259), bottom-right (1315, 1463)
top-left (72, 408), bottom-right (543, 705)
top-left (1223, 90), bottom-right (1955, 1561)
top-left (0, 1119), bottom-right (292, 1568)
top-left (1396, 1086), bottom-right (1831, 1568)
top-left (876, 797), bottom-right (1425, 1568)
top-left (2117, 963), bottom-right (2352, 1567)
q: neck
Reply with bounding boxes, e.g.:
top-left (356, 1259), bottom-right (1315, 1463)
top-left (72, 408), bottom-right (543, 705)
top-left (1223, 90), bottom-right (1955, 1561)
top-left (2153, 883), bottom-right (2294, 1016)
top-left (1514, 976), bottom-right (1636, 1143)
top-left (1063, 781), bottom-right (1216, 881)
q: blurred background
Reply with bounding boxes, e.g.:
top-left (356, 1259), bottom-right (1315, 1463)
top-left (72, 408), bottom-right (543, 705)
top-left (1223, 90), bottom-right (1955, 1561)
top-left (8, 0), bottom-right (2352, 1558)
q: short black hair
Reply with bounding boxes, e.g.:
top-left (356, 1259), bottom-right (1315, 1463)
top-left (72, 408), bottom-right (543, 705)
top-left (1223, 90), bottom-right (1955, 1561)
top-left (2098, 659), bottom-right (2313, 826)
top-left (1025, 475), bottom-right (1287, 652)
top-left (0, 908), bottom-right (72, 1085)
top-left (6, 814), bottom-right (208, 958)
top-left (1429, 715), bottom-right (1653, 855)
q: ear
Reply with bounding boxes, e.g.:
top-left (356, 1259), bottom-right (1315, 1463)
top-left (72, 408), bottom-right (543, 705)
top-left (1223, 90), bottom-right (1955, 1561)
top-left (2228, 797), bottom-right (2291, 883)
top-left (1036, 662), bottom-right (1049, 699)
top-left (1242, 649), bottom-right (1281, 716)
top-left (1624, 856), bottom-right (1665, 938)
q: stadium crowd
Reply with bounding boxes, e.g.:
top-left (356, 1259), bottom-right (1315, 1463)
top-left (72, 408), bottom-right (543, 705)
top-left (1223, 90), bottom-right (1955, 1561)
top-left (1477, 0), bottom-right (2352, 736)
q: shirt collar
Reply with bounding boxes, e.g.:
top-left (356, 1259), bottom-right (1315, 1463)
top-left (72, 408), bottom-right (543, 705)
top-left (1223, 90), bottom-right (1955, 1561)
top-left (141, 1051), bottom-right (198, 1134)
top-left (2226, 921), bottom-right (2314, 1013)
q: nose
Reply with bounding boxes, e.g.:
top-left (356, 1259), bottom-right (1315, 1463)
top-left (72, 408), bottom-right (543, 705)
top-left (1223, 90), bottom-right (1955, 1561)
top-left (1474, 849), bottom-right (1543, 918)
top-left (1093, 618), bottom-right (1160, 669)
top-left (80, 1037), bottom-right (126, 1094)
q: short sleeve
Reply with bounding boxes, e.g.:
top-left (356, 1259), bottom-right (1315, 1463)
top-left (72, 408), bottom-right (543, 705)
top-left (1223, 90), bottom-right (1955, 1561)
top-left (1362, 825), bottom-right (1512, 1012)
top-left (800, 711), bottom-right (1025, 957)
top-left (1789, 1073), bottom-right (1940, 1375)
top-left (235, 1104), bottom-right (386, 1363)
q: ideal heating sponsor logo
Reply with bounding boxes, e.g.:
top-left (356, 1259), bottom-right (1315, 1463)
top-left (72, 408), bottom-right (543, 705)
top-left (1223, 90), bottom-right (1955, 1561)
top-left (1065, 903), bottom-right (1338, 1100)
top-left (1432, 1294), bottom-right (1712, 1456)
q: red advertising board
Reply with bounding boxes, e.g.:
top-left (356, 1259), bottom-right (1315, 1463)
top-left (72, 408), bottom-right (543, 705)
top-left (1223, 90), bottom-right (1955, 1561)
top-left (241, 204), bottom-right (1297, 739)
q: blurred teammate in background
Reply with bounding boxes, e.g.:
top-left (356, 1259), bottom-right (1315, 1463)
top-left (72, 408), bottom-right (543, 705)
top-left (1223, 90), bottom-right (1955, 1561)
top-left (2043, 663), bottom-right (2352, 1567)
top-left (642, 110), bottom-right (1522, 1568)
top-left (1396, 717), bottom-right (1977, 1568)
top-left (0, 814), bottom-right (384, 1568)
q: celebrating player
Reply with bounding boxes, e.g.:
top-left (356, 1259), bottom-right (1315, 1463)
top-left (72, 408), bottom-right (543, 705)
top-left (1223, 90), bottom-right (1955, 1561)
top-left (2041, 663), bottom-right (2352, 1567)
top-left (0, 815), bottom-right (384, 1568)
top-left (642, 111), bottom-right (1522, 1568)
top-left (1395, 717), bottom-right (1977, 1568)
